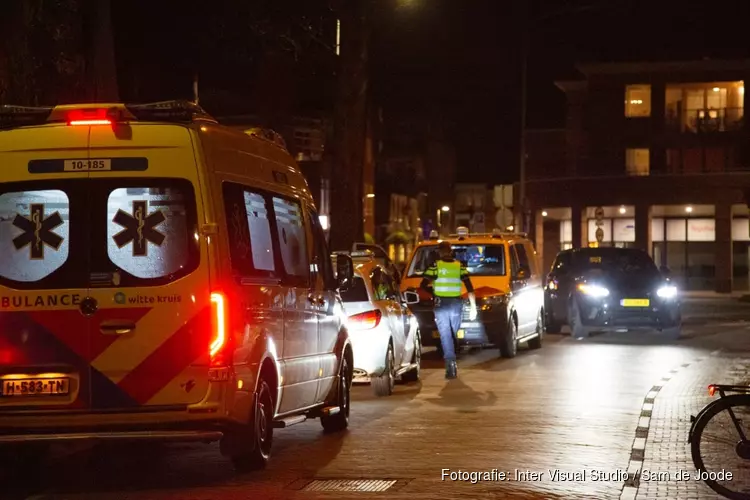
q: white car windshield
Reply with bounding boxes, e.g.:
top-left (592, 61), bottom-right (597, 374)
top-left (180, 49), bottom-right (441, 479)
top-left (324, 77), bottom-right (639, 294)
top-left (407, 244), bottom-right (506, 277)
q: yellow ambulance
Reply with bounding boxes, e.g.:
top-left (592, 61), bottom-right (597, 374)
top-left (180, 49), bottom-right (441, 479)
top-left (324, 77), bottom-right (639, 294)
top-left (0, 101), bottom-right (355, 471)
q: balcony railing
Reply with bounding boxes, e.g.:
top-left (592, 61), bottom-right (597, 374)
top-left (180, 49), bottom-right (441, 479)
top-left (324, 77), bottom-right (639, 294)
top-left (666, 107), bottom-right (744, 133)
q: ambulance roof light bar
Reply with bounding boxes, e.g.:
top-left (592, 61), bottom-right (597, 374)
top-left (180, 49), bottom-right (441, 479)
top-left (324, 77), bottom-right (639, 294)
top-left (0, 100), bottom-right (217, 131)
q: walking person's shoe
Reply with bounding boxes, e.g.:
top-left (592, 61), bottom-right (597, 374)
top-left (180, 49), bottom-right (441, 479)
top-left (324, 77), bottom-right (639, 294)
top-left (445, 360), bottom-right (457, 379)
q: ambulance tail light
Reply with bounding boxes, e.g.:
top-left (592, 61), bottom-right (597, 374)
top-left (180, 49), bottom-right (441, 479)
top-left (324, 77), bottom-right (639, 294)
top-left (210, 292), bottom-right (228, 366)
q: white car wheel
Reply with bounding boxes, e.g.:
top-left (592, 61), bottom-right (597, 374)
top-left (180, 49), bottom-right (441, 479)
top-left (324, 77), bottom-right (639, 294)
top-left (372, 344), bottom-right (395, 397)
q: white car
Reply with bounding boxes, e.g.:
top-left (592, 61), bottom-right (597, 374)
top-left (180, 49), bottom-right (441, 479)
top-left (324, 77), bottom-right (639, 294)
top-left (336, 252), bottom-right (421, 396)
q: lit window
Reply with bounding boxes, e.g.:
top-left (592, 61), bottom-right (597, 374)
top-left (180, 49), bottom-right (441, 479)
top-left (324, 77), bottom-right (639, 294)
top-left (625, 149), bottom-right (650, 176)
top-left (625, 85), bottom-right (651, 117)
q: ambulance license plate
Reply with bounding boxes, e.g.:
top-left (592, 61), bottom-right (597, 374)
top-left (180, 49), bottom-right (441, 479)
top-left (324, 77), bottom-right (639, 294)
top-left (64, 159), bottom-right (111, 171)
top-left (2, 377), bottom-right (69, 397)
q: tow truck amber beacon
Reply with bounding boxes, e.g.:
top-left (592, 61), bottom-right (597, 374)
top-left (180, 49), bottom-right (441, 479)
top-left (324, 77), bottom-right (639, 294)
top-left (0, 101), bottom-right (356, 471)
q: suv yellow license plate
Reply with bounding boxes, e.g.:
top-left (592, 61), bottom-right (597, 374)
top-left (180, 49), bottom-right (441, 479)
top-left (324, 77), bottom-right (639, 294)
top-left (621, 299), bottom-right (649, 307)
top-left (2, 377), bottom-right (69, 397)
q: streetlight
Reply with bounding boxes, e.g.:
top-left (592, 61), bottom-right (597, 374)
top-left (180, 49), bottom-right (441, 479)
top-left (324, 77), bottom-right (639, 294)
top-left (437, 205), bottom-right (450, 232)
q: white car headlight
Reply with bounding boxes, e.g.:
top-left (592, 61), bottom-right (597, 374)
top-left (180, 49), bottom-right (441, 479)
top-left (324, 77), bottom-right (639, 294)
top-left (577, 283), bottom-right (609, 298)
top-left (657, 285), bottom-right (677, 298)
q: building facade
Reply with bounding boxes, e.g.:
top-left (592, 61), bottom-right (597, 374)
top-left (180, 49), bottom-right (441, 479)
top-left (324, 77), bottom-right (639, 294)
top-left (522, 59), bottom-right (750, 292)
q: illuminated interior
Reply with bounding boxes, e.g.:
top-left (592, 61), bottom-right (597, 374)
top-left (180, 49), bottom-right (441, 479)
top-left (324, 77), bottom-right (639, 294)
top-left (665, 81), bottom-right (744, 132)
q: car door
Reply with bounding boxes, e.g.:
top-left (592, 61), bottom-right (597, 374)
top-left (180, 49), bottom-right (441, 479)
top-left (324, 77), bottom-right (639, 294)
top-left (84, 126), bottom-right (216, 410)
top-left (389, 274), bottom-right (414, 367)
top-left (383, 271), bottom-right (407, 365)
top-left (510, 242), bottom-right (535, 335)
top-left (372, 268), bottom-right (406, 364)
top-left (271, 194), bottom-right (319, 413)
top-left (0, 173), bottom-right (91, 412)
top-left (219, 182), bottom-right (284, 409)
top-left (524, 241), bottom-right (545, 330)
top-left (307, 207), bottom-right (340, 404)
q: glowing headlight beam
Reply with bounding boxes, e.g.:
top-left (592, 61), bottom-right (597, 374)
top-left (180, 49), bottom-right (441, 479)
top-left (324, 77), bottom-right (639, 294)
top-left (577, 283), bottom-right (610, 298)
top-left (657, 285), bottom-right (677, 298)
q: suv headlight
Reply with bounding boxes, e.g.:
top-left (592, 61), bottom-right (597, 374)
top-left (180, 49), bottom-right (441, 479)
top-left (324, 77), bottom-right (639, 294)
top-left (577, 283), bottom-right (609, 298)
top-left (657, 285), bottom-right (677, 298)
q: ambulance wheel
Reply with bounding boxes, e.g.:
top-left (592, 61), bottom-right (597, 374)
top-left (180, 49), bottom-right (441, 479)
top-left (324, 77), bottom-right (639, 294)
top-left (321, 356), bottom-right (351, 433)
top-left (230, 379), bottom-right (274, 472)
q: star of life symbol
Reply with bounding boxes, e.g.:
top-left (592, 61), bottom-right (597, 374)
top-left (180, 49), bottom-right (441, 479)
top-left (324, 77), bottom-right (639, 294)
top-left (112, 200), bottom-right (166, 256)
top-left (438, 267), bottom-right (449, 276)
top-left (12, 204), bottom-right (64, 260)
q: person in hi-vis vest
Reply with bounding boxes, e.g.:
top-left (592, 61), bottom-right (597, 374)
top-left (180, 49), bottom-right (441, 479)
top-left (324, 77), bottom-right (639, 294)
top-left (420, 241), bottom-right (477, 379)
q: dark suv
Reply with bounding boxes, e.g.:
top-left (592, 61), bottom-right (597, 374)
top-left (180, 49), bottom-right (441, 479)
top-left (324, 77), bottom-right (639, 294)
top-left (544, 247), bottom-right (681, 339)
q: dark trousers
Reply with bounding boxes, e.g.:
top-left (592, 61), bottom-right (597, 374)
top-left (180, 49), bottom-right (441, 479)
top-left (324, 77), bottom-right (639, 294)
top-left (434, 297), bottom-right (463, 361)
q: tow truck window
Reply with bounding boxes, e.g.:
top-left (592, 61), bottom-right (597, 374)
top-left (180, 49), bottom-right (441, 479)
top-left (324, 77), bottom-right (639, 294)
top-left (407, 244), bottom-right (506, 277)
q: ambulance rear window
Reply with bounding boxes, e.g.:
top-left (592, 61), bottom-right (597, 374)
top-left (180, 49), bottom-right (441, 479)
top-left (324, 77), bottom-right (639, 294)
top-left (105, 183), bottom-right (196, 282)
top-left (0, 178), bottom-right (199, 291)
top-left (0, 187), bottom-right (72, 284)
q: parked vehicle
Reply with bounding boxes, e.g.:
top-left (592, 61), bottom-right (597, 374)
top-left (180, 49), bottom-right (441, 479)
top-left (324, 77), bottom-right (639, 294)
top-left (352, 242), bottom-right (403, 285)
top-left (544, 247), bottom-right (681, 339)
top-left (0, 101), bottom-right (355, 471)
top-left (400, 227), bottom-right (544, 358)
top-left (333, 252), bottom-right (421, 396)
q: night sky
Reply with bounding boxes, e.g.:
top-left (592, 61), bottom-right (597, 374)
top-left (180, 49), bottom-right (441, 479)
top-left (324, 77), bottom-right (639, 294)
top-left (112, 0), bottom-right (750, 185)
top-left (375, 0), bottom-right (750, 184)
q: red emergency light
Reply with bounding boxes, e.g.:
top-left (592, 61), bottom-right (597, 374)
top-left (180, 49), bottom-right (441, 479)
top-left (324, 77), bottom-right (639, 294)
top-left (65, 108), bottom-right (116, 126)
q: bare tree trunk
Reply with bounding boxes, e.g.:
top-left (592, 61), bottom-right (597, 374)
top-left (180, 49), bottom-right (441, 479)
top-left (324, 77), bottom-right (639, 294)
top-left (328, 0), bottom-right (370, 251)
top-left (89, 0), bottom-right (118, 101)
top-left (0, 1), bottom-right (40, 105)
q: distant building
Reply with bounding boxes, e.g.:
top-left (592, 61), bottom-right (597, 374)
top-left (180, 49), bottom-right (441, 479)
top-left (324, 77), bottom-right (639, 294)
top-left (453, 183), bottom-right (491, 233)
top-left (374, 111), bottom-right (455, 262)
top-left (522, 59), bottom-right (750, 291)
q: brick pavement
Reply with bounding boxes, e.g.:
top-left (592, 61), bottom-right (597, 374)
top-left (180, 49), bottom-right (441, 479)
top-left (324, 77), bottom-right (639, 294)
top-left (632, 327), bottom-right (750, 500)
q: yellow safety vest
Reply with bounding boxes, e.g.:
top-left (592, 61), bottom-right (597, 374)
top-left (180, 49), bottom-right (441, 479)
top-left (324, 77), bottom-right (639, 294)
top-left (433, 260), bottom-right (462, 297)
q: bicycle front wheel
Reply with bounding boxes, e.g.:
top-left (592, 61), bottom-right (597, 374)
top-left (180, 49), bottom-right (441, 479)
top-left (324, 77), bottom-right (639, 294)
top-left (691, 394), bottom-right (750, 499)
